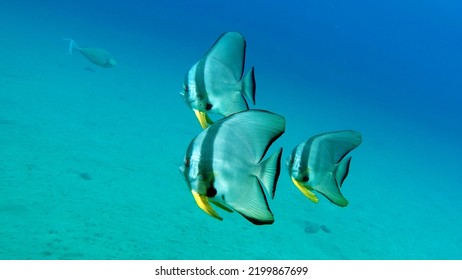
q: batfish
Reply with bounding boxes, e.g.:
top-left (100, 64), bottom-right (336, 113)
top-left (63, 38), bottom-right (117, 68)
top-left (180, 109), bottom-right (285, 225)
top-left (180, 32), bottom-right (256, 128)
top-left (286, 130), bottom-right (362, 207)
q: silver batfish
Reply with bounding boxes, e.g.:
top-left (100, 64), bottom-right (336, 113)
top-left (180, 110), bottom-right (285, 225)
top-left (286, 130), bottom-right (362, 207)
top-left (180, 32), bottom-right (256, 128)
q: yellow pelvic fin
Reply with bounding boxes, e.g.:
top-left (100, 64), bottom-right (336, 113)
top-left (192, 191), bottom-right (223, 221)
top-left (291, 177), bottom-right (319, 204)
top-left (193, 109), bottom-right (214, 129)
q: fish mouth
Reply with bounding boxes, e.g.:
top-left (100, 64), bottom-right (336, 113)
top-left (290, 176), bottom-right (319, 204)
top-left (191, 191), bottom-right (223, 221)
top-left (179, 165), bottom-right (191, 181)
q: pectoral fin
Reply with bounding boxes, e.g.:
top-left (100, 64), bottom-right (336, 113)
top-left (291, 177), bottom-right (319, 203)
top-left (192, 191), bottom-right (222, 220)
top-left (193, 109), bottom-right (214, 129)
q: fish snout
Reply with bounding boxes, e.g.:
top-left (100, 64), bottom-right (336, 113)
top-left (182, 83), bottom-right (199, 102)
top-left (180, 91), bottom-right (196, 108)
top-left (108, 58), bottom-right (117, 66)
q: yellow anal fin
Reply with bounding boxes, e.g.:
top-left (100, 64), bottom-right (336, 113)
top-left (291, 177), bottom-right (319, 204)
top-left (192, 191), bottom-right (223, 220)
top-left (193, 109), bottom-right (214, 129)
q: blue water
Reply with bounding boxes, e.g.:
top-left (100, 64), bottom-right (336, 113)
top-left (1, 0), bottom-right (461, 259)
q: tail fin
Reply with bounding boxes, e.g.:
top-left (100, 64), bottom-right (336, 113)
top-left (241, 66), bottom-right (256, 104)
top-left (257, 147), bottom-right (282, 199)
top-left (62, 38), bottom-right (79, 55)
top-left (335, 156), bottom-right (352, 188)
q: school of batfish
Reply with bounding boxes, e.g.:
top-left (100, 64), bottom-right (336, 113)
top-left (179, 32), bottom-right (362, 225)
top-left (62, 32), bottom-right (362, 225)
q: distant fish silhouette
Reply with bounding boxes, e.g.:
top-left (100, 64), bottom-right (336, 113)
top-left (286, 130), bottom-right (362, 207)
top-left (63, 38), bottom-right (117, 68)
top-left (180, 32), bottom-right (256, 128)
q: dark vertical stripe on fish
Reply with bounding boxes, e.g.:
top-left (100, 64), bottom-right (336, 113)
top-left (194, 59), bottom-right (209, 106)
top-left (199, 122), bottom-right (221, 197)
top-left (300, 139), bottom-right (311, 173)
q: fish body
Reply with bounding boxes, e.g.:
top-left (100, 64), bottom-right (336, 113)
top-left (181, 32), bottom-right (256, 128)
top-left (286, 130), bottom-right (362, 207)
top-left (180, 109), bottom-right (285, 225)
top-left (63, 38), bottom-right (117, 68)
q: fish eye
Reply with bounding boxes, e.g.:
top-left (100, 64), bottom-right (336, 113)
top-left (184, 158), bottom-right (191, 166)
top-left (183, 85), bottom-right (189, 92)
top-left (301, 175), bottom-right (309, 182)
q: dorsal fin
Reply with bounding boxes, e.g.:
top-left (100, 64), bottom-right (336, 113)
top-left (213, 110), bottom-right (285, 164)
top-left (204, 32), bottom-right (246, 80)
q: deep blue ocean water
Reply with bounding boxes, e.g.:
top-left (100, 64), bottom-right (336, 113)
top-left (1, 0), bottom-right (461, 259)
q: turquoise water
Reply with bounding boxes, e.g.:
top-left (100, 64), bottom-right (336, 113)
top-left (1, 0), bottom-right (461, 259)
